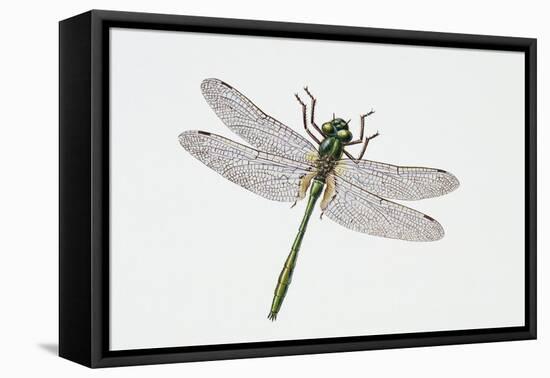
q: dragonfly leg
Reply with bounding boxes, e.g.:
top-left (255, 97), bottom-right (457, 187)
top-left (303, 87), bottom-right (324, 136)
top-left (344, 130), bottom-right (380, 162)
top-left (295, 93), bottom-right (321, 145)
top-left (347, 109), bottom-right (375, 145)
top-left (357, 131), bottom-right (380, 160)
top-left (343, 149), bottom-right (358, 162)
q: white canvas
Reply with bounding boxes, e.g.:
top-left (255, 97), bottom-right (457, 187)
top-left (109, 28), bottom-right (525, 350)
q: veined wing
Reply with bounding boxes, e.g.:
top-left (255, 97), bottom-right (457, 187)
top-left (335, 160), bottom-right (459, 201)
top-left (324, 174), bottom-right (445, 241)
top-left (179, 130), bottom-right (316, 202)
top-left (201, 78), bottom-right (317, 163)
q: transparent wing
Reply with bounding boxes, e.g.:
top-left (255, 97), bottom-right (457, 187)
top-left (201, 78), bottom-right (318, 163)
top-left (324, 175), bottom-right (445, 241)
top-left (335, 159), bottom-right (459, 201)
top-left (179, 130), bottom-right (316, 202)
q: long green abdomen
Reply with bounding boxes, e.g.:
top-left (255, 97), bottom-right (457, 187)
top-left (268, 178), bottom-right (325, 321)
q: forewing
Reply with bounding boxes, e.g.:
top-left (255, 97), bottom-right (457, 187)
top-left (324, 175), bottom-right (445, 241)
top-left (201, 78), bottom-right (317, 163)
top-left (179, 130), bottom-right (316, 202)
top-left (336, 159), bottom-right (459, 200)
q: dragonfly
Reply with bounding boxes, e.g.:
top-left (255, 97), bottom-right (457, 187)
top-left (179, 78), bottom-right (459, 321)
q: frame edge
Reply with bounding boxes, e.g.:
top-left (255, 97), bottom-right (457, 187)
top-left (526, 37), bottom-right (537, 340)
top-left (59, 11), bottom-right (94, 368)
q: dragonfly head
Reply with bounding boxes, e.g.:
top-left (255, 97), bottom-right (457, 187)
top-left (321, 118), bottom-right (353, 143)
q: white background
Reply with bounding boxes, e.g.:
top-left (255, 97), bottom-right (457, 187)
top-left (110, 28), bottom-right (525, 350)
top-left (0, 0), bottom-right (547, 376)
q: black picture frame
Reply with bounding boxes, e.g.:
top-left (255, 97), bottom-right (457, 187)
top-left (59, 9), bottom-right (537, 368)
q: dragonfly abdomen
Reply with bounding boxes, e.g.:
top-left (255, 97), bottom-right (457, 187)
top-left (268, 178), bottom-right (325, 321)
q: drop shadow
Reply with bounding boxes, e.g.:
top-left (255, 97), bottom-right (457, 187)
top-left (38, 343), bottom-right (58, 355)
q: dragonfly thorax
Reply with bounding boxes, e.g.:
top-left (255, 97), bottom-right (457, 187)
top-left (315, 153), bottom-right (338, 179)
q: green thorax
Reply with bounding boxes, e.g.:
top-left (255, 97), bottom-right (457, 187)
top-left (318, 136), bottom-right (344, 160)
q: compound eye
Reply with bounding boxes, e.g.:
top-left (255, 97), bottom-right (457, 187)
top-left (321, 122), bottom-right (335, 135)
top-left (337, 129), bottom-right (352, 143)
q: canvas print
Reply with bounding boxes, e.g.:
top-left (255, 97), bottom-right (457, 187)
top-left (178, 79), bottom-right (459, 320)
top-left (109, 28), bottom-right (526, 351)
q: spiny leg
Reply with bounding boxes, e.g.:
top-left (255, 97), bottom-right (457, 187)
top-left (344, 110), bottom-right (379, 162)
top-left (295, 93), bottom-right (321, 145)
top-left (343, 131), bottom-right (379, 162)
top-left (356, 131), bottom-right (380, 160)
top-left (303, 87), bottom-right (324, 136)
top-left (347, 109), bottom-right (375, 146)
